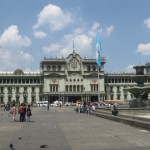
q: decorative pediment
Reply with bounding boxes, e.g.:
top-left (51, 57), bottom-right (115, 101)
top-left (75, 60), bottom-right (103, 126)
top-left (66, 50), bottom-right (81, 60)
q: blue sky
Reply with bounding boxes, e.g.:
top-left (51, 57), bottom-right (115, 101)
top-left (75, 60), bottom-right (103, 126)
top-left (0, 0), bottom-right (150, 73)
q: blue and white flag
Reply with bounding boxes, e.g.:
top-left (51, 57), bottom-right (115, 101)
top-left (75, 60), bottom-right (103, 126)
top-left (96, 31), bottom-right (102, 70)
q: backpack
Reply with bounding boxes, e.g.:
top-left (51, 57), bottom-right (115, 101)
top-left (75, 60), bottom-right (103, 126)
top-left (19, 107), bottom-right (24, 113)
top-left (27, 108), bottom-right (32, 116)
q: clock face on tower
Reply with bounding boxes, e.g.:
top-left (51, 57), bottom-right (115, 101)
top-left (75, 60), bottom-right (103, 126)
top-left (71, 59), bottom-right (77, 69)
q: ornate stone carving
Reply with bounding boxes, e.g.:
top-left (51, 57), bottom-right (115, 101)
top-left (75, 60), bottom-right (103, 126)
top-left (71, 59), bottom-right (77, 69)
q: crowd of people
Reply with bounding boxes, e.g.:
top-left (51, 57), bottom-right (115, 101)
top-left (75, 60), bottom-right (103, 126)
top-left (75, 101), bottom-right (96, 116)
top-left (5, 100), bottom-right (119, 122)
top-left (75, 100), bottom-right (118, 116)
top-left (10, 103), bottom-right (32, 122)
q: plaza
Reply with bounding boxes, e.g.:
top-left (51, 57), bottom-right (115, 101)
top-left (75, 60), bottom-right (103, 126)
top-left (0, 106), bottom-right (150, 150)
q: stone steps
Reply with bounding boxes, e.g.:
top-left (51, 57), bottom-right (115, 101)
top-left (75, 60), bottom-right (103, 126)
top-left (91, 109), bottom-right (150, 131)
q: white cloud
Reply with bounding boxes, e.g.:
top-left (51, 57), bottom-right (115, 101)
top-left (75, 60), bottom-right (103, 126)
top-left (61, 33), bottom-right (92, 57)
top-left (73, 27), bottom-right (85, 34)
top-left (19, 51), bottom-right (32, 62)
top-left (105, 25), bottom-right (114, 37)
top-left (60, 48), bottom-right (71, 57)
top-left (41, 21), bottom-right (114, 59)
top-left (136, 43), bottom-right (150, 55)
top-left (0, 25), bottom-right (31, 48)
top-left (88, 22), bottom-right (99, 38)
top-left (42, 43), bottom-right (61, 53)
top-left (33, 3), bottom-right (114, 58)
top-left (125, 65), bottom-right (135, 73)
top-left (144, 18), bottom-right (150, 29)
top-left (33, 30), bottom-right (47, 38)
top-left (33, 4), bottom-right (73, 35)
top-left (88, 22), bottom-right (114, 37)
top-left (74, 34), bottom-right (92, 50)
top-left (0, 25), bottom-right (32, 71)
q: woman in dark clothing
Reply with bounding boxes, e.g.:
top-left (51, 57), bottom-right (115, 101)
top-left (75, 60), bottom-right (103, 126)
top-left (27, 104), bottom-right (32, 122)
top-left (111, 104), bottom-right (118, 116)
top-left (19, 103), bottom-right (24, 122)
top-left (23, 104), bottom-right (27, 121)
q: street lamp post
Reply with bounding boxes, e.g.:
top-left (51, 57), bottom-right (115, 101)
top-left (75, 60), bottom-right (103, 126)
top-left (45, 96), bottom-right (49, 111)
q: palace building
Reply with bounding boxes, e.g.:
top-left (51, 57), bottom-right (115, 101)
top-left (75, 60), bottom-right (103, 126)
top-left (0, 50), bottom-right (150, 105)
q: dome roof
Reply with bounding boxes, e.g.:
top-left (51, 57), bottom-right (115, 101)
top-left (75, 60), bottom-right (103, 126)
top-left (13, 69), bottom-right (24, 75)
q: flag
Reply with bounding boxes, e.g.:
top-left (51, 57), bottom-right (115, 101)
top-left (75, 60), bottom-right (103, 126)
top-left (96, 31), bottom-right (101, 70)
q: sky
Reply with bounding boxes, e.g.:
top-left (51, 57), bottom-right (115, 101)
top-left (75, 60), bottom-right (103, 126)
top-left (0, 0), bottom-right (150, 73)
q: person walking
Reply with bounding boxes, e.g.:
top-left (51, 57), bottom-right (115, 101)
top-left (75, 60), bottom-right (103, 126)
top-left (23, 104), bottom-right (27, 122)
top-left (19, 103), bottom-right (24, 122)
top-left (26, 104), bottom-right (32, 122)
top-left (86, 103), bottom-right (90, 116)
top-left (78, 103), bottom-right (81, 113)
top-left (10, 103), bottom-right (17, 122)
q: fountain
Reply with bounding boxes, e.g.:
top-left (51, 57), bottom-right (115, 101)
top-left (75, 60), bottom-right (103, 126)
top-left (126, 64), bottom-right (150, 108)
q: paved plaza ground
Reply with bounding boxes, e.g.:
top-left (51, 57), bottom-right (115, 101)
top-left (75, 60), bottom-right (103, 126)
top-left (0, 106), bottom-right (150, 150)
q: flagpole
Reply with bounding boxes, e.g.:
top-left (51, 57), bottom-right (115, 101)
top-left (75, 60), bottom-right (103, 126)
top-left (98, 67), bottom-right (100, 102)
top-left (96, 29), bottom-right (101, 104)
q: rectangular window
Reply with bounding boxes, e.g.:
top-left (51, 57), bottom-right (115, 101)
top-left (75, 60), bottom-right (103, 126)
top-left (24, 87), bottom-right (27, 92)
top-left (0, 97), bottom-right (3, 103)
top-left (117, 95), bottom-right (120, 100)
top-left (16, 87), bottom-right (19, 93)
top-left (124, 95), bottom-right (127, 100)
top-left (18, 79), bottom-right (21, 83)
top-left (8, 96), bottom-right (11, 103)
top-left (110, 95), bottom-right (113, 100)
top-left (24, 97), bottom-right (27, 102)
top-left (11, 79), bottom-right (13, 84)
top-left (22, 79), bottom-right (25, 84)
top-left (16, 97), bottom-right (19, 103)
top-left (32, 87), bottom-right (35, 92)
top-left (32, 97), bottom-right (35, 102)
top-left (15, 79), bottom-right (17, 84)
top-left (1, 87), bottom-right (3, 93)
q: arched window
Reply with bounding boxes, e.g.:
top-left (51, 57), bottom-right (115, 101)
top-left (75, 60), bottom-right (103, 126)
top-left (70, 85), bottom-right (72, 92)
top-left (66, 85), bottom-right (68, 92)
top-left (47, 66), bottom-right (50, 71)
top-left (117, 86), bottom-right (120, 92)
top-left (93, 66), bottom-right (96, 71)
top-left (81, 85), bottom-right (84, 91)
top-left (87, 66), bottom-right (91, 71)
top-left (58, 66), bottom-right (61, 71)
top-left (77, 85), bottom-right (80, 91)
top-left (52, 66), bottom-right (56, 71)
top-left (110, 86), bottom-right (113, 92)
top-left (73, 85), bottom-right (76, 92)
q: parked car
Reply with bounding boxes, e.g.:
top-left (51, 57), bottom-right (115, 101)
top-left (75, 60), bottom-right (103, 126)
top-left (50, 101), bottom-right (62, 107)
top-left (64, 102), bottom-right (71, 106)
top-left (0, 103), bottom-right (5, 107)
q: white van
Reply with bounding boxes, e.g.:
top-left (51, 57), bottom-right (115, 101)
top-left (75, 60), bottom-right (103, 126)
top-left (50, 100), bottom-right (62, 107)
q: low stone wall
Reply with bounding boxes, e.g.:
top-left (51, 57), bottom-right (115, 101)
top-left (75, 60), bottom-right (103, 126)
top-left (91, 108), bottom-right (150, 131)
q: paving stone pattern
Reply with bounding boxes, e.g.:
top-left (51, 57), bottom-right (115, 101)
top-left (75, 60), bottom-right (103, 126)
top-left (0, 106), bottom-right (150, 150)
